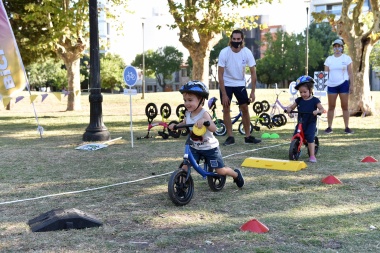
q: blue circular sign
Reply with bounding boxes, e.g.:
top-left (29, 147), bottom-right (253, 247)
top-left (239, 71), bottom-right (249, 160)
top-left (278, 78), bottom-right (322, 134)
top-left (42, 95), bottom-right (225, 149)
top-left (123, 66), bottom-right (138, 87)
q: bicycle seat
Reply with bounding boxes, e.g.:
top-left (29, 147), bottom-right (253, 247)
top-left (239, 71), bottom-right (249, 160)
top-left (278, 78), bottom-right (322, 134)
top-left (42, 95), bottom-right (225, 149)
top-left (208, 97), bottom-right (217, 110)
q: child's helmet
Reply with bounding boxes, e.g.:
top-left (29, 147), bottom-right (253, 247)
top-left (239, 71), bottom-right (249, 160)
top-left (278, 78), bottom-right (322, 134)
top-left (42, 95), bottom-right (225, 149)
top-left (179, 80), bottom-right (209, 99)
top-left (208, 97), bottom-right (217, 109)
top-left (295, 75), bottom-right (315, 90)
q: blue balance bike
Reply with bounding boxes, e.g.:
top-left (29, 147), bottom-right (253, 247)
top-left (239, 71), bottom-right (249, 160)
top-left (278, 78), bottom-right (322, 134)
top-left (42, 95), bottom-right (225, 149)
top-left (168, 122), bottom-right (226, 206)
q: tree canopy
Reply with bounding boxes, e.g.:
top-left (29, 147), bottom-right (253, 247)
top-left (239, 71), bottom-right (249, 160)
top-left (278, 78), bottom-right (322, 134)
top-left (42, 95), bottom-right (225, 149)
top-left (256, 29), bottom-right (324, 87)
top-left (131, 46), bottom-right (183, 90)
top-left (4, 0), bottom-right (128, 111)
top-left (166, 0), bottom-right (273, 87)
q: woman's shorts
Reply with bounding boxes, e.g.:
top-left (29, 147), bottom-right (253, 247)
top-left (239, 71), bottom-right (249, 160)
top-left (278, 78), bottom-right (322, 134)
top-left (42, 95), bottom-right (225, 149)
top-left (327, 80), bottom-right (350, 94)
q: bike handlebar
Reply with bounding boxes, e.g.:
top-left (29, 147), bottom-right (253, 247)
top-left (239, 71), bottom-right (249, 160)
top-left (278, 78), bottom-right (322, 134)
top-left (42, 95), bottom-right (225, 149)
top-left (284, 110), bottom-right (322, 116)
top-left (173, 121), bottom-right (210, 130)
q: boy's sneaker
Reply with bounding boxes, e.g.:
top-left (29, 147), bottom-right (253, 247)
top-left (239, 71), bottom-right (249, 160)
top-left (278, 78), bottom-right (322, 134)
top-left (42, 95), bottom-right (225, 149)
top-left (245, 136), bottom-right (261, 144)
top-left (344, 127), bottom-right (354, 134)
top-left (223, 136), bottom-right (235, 146)
top-left (324, 127), bottom-right (333, 134)
top-left (309, 156), bottom-right (317, 163)
top-left (234, 169), bottom-right (244, 188)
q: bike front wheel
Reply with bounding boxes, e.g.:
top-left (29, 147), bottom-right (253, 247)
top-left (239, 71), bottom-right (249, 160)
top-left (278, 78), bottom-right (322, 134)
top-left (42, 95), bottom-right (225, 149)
top-left (289, 138), bottom-right (301, 160)
top-left (168, 169), bottom-right (194, 206)
top-left (207, 167), bottom-right (226, 192)
top-left (238, 122), bottom-right (253, 135)
top-left (214, 119), bottom-right (227, 136)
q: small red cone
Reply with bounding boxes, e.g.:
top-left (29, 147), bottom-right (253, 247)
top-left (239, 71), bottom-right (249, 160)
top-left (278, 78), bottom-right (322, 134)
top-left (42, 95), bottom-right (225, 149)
top-left (322, 175), bottom-right (342, 184)
top-left (240, 219), bottom-right (269, 233)
top-left (361, 156), bottom-right (378, 163)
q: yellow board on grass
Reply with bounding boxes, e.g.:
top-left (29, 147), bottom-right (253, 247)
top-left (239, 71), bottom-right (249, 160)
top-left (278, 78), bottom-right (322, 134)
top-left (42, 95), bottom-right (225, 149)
top-left (241, 157), bottom-right (307, 172)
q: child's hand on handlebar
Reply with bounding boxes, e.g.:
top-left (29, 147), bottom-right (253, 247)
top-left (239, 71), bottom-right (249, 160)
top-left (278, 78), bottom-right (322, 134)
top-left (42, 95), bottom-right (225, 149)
top-left (169, 123), bottom-right (177, 130)
top-left (195, 119), bottom-right (210, 129)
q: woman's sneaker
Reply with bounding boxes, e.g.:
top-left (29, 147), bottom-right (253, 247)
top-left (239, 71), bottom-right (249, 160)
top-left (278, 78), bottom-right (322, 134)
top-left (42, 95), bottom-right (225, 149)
top-left (234, 169), bottom-right (244, 188)
top-left (324, 127), bottom-right (333, 134)
top-left (344, 127), bottom-right (354, 134)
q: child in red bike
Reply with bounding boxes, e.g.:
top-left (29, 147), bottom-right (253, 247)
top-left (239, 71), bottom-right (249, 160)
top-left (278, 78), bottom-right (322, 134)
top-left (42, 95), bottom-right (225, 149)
top-left (286, 75), bottom-right (325, 163)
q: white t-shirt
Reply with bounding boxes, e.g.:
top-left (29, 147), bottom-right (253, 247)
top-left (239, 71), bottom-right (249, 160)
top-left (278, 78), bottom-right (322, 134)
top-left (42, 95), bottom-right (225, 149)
top-left (185, 109), bottom-right (219, 150)
top-left (324, 54), bottom-right (352, 87)
top-left (218, 47), bottom-right (256, 87)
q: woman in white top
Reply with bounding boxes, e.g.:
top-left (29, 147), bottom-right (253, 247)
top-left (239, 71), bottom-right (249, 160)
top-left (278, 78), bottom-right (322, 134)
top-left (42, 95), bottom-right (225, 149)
top-left (324, 38), bottom-right (354, 134)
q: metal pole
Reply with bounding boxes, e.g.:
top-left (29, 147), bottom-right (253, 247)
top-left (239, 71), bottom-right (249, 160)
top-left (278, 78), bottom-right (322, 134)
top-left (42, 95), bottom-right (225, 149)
top-left (83, 0), bottom-right (110, 141)
top-left (141, 19), bottom-right (146, 99)
top-left (305, 6), bottom-right (309, 76)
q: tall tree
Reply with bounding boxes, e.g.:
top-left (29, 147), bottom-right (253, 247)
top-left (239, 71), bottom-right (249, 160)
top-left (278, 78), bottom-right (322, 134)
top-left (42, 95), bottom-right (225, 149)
top-left (131, 46), bottom-right (183, 91)
top-left (256, 30), bottom-right (323, 86)
top-left (4, 0), bottom-right (127, 111)
top-left (166, 0), bottom-right (272, 87)
top-left (308, 22), bottom-right (339, 73)
top-left (100, 54), bottom-right (126, 93)
top-left (313, 0), bottom-right (380, 116)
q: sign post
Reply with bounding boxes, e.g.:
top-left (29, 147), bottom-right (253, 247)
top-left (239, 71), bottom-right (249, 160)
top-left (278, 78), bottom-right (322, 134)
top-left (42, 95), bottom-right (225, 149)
top-left (123, 66), bottom-right (138, 147)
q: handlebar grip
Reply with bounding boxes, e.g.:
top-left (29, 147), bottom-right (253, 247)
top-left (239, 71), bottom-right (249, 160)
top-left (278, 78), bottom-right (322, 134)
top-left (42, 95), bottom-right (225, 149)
top-left (204, 121), bottom-right (210, 127)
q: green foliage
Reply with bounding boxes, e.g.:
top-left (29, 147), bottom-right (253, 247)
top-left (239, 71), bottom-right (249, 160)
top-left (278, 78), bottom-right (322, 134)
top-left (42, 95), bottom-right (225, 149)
top-left (308, 22), bottom-right (339, 72)
top-left (256, 29), bottom-right (324, 86)
top-left (209, 34), bottom-right (229, 67)
top-left (100, 54), bottom-right (126, 92)
top-left (131, 46), bottom-right (183, 89)
top-left (26, 58), bottom-right (67, 90)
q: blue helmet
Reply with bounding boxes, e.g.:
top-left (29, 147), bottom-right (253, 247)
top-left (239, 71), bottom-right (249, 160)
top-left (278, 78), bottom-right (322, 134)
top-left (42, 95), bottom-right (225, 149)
top-left (179, 80), bottom-right (209, 99)
top-left (295, 75), bottom-right (315, 90)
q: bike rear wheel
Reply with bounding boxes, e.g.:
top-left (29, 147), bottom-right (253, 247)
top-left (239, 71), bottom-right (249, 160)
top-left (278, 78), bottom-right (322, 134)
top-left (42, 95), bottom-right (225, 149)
top-left (252, 101), bottom-right (263, 114)
top-left (214, 119), bottom-right (227, 136)
top-left (168, 169), bottom-right (194, 206)
top-left (207, 167), bottom-right (226, 192)
top-left (238, 122), bottom-right (253, 135)
top-left (145, 103), bottom-right (158, 120)
top-left (160, 103), bottom-right (171, 119)
top-left (261, 100), bottom-right (270, 112)
top-left (289, 138), bottom-right (301, 160)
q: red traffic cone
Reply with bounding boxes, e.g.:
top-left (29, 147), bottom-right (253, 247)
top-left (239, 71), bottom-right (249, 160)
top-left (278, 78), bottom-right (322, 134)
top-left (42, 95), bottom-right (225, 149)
top-left (361, 156), bottom-right (378, 163)
top-left (322, 175), bottom-right (342, 184)
top-left (240, 219), bottom-right (269, 233)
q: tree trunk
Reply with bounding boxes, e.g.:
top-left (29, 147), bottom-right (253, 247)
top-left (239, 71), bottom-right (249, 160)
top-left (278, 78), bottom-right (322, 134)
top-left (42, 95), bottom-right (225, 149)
top-left (62, 57), bottom-right (82, 111)
top-left (348, 37), bottom-right (374, 116)
top-left (180, 32), bottom-right (222, 88)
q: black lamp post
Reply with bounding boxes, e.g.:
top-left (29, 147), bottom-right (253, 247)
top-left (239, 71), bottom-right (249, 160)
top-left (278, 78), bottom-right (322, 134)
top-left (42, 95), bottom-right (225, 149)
top-left (83, 0), bottom-right (110, 141)
top-left (305, 0), bottom-right (311, 76)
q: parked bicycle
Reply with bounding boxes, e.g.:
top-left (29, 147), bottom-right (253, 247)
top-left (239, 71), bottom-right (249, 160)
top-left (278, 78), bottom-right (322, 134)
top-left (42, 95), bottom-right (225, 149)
top-left (167, 122), bottom-right (226, 206)
top-left (253, 84), bottom-right (291, 128)
top-left (138, 103), bottom-right (181, 139)
top-left (208, 97), bottom-right (254, 136)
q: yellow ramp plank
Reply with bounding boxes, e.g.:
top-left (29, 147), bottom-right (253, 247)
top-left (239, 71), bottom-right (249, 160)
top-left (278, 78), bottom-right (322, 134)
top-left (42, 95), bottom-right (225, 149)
top-left (241, 157), bottom-right (307, 172)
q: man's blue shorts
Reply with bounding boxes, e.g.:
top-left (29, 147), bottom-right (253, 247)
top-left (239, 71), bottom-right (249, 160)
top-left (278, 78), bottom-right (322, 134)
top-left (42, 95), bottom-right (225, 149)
top-left (327, 80), bottom-right (350, 94)
top-left (220, 86), bottom-right (250, 105)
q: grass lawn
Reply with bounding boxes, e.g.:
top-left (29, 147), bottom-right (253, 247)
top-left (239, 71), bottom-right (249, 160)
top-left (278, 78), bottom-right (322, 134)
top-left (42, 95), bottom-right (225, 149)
top-left (0, 88), bottom-right (380, 252)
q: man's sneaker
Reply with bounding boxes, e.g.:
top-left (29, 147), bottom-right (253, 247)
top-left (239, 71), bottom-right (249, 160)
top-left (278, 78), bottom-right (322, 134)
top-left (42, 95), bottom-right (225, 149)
top-left (324, 127), bottom-right (333, 134)
top-left (344, 127), bottom-right (354, 134)
top-left (234, 169), bottom-right (244, 188)
top-left (309, 156), bottom-right (317, 163)
top-left (223, 136), bottom-right (235, 146)
top-left (245, 136), bottom-right (261, 144)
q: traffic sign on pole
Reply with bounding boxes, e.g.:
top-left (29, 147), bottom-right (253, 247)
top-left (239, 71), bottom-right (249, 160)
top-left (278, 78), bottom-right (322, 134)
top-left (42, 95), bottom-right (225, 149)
top-left (123, 66), bottom-right (138, 87)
